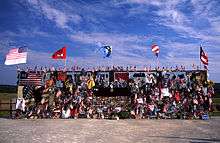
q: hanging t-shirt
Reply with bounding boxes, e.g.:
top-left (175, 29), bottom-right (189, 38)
top-left (137, 98), bottom-right (143, 104)
top-left (146, 76), bottom-right (153, 84)
top-left (148, 104), bottom-right (155, 111)
top-left (87, 78), bottom-right (95, 89)
top-left (57, 72), bottom-right (67, 81)
top-left (16, 98), bottom-right (25, 111)
top-left (161, 88), bottom-right (171, 98)
top-left (175, 91), bottom-right (181, 102)
top-left (62, 108), bottom-right (71, 119)
top-left (114, 107), bottom-right (122, 113)
top-left (56, 80), bottom-right (63, 88)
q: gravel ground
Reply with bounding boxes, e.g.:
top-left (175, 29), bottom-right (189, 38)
top-left (0, 118), bottom-right (220, 143)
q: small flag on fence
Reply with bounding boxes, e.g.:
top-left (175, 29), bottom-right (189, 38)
top-left (151, 44), bottom-right (160, 57)
top-left (5, 47), bottom-right (27, 65)
top-left (52, 46), bottom-right (66, 59)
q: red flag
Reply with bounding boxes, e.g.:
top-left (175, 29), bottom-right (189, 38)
top-left (52, 47), bottom-right (66, 59)
top-left (200, 46), bottom-right (208, 65)
top-left (151, 44), bottom-right (159, 57)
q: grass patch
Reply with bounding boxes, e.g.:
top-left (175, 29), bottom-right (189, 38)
top-left (210, 111), bottom-right (220, 116)
top-left (213, 98), bottom-right (220, 104)
top-left (0, 85), bottom-right (17, 93)
top-left (0, 93), bottom-right (17, 100)
top-left (214, 93), bottom-right (220, 98)
top-left (0, 111), bottom-right (10, 117)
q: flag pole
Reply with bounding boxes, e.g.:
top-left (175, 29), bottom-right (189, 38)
top-left (200, 44), bottom-right (202, 70)
top-left (200, 61), bottom-right (202, 70)
top-left (24, 45), bottom-right (28, 71)
top-left (64, 46), bottom-right (67, 70)
top-left (157, 56), bottom-right (159, 69)
top-left (156, 54), bottom-right (159, 70)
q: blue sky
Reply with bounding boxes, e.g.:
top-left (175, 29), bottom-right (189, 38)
top-left (0, 0), bottom-right (220, 85)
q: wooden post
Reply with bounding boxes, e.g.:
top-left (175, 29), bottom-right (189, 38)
top-left (10, 99), bottom-right (12, 118)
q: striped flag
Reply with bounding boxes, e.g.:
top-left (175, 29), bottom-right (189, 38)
top-left (151, 44), bottom-right (160, 57)
top-left (19, 71), bottom-right (43, 86)
top-left (200, 46), bottom-right (208, 65)
top-left (23, 85), bottom-right (35, 100)
top-left (5, 47), bottom-right (27, 65)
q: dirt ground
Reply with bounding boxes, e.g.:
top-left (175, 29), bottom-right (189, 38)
top-left (0, 118), bottom-right (220, 143)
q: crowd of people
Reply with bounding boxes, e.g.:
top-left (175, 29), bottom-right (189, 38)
top-left (15, 67), bottom-right (214, 120)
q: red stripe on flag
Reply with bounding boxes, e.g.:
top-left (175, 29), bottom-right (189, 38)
top-left (152, 44), bottom-right (160, 54)
top-left (200, 46), bottom-right (208, 65)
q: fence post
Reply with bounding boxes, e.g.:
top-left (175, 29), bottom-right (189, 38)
top-left (10, 99), bottom-right (12, 118)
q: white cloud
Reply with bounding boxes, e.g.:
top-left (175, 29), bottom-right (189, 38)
top-left (122, 0), bottom-right (220, 49)
top-left (41, 3), bottom-right (70, 29)
top-left (70, 32), bottom-right (144, 46)
top-left (0, 29), bottom-right (51, 39)
top-left (27, 0), bottom-right (82, 29)
top-left (117, 0), bottom-right (163, 6)
top-left (158, 0), bottom-right (220, 44)
top-left (156, 9), bottom-right (187, 25)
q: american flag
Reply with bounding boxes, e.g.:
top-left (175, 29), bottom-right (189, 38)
top-left (200, 46), bottom-right (208, 65)
top-left (23, 85), bottom-right (35, 100)
top-left (5, 47), bottom-right (27, 65)
top-left (151, 44), bottom-right (160, 57)
top-left (19, 72), bottom-right (43, 86)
